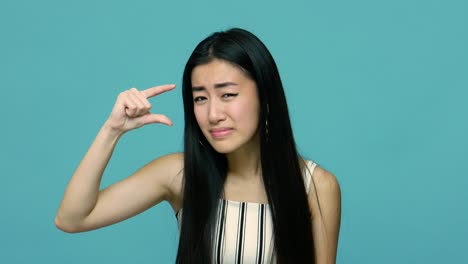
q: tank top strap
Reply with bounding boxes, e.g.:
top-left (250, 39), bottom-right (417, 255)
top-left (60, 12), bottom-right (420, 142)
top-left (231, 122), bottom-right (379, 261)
top-left (303, 160), bottom-right (317, 194)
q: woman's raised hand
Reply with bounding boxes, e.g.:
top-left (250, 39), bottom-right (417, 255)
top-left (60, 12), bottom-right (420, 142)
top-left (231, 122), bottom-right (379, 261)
top-left (105, 84), bottom-right (176, 134)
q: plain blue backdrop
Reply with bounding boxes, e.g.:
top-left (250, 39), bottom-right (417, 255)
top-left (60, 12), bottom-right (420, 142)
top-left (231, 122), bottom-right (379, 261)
top-left (1, 0), bottom-right (467, 263)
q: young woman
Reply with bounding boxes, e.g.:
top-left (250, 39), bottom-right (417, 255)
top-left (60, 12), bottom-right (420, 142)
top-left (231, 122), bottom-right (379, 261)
top-left (55, 28), bottom-right (341, 263)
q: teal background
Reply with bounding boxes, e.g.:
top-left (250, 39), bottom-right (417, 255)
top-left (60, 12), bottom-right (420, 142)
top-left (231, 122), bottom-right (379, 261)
top-left (1, 0), bottom-right (467, 263)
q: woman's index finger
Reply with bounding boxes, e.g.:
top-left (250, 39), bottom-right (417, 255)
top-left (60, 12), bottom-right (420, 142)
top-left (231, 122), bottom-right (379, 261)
top-left (142, 84), bottom-right (176, 98)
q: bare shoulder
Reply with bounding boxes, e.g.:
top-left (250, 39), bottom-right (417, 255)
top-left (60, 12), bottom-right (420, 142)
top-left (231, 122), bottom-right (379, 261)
top-left (147, 152), bottom-right (184, 207)
top-left (307, 163), bottom-right (342, 262)
top-left (146, 152), bottom-right (184, 173)
top-left (310, 165), bottom-right (341, 196)
top-left (307, 164), bottom-right (341, 219)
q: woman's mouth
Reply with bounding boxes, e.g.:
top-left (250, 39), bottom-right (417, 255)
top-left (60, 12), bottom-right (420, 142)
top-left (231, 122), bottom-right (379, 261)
top-left (210, 128), bottom-right (233, 138)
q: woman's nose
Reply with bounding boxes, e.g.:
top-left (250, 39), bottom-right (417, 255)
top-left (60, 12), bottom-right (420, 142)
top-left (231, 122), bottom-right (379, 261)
top-left (208, 99), bottom-right (226, 124)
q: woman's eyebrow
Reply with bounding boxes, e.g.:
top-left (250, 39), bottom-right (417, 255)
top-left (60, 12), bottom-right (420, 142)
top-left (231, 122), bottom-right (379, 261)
top-left (192, 82), bottom-right (238, 92)
top-left (214, 82), bottom-right (238, 88)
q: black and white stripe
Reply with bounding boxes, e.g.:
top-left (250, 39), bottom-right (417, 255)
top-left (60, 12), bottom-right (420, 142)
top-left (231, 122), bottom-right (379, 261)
top-left (214, 199), bottom-right (227, 264)
top-left (256, 204), bottom-right (266, 264)
top-left (176, 160), bottom-right (317, 264)
top-left (234, 202), bottom-right (247, 263)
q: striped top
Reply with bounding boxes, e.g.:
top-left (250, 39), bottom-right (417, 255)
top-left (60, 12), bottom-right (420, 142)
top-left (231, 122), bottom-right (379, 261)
top-left (176, 160), bottom-right (317, 264)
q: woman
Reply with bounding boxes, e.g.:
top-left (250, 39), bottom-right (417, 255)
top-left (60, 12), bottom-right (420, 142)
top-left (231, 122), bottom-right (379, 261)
top-left (55, 28), bottom-right (341, 263)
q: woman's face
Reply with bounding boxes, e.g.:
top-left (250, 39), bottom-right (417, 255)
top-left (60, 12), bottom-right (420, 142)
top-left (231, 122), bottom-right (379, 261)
top-left (191, 59), bottom-right (260, 154)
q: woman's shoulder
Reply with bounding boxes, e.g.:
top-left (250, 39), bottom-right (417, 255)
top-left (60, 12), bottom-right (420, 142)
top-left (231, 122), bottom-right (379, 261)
top-left (144, 152), bottom-right (184, 177)
top-left (310, 164), bottom-right (339, 194)
top-left (301, 159), bottom-right (339, 191)
top-left (154, 152), bottom-right (184, 165)
top-left (145, 152), bottom-right (184, 211)
top-left (303, 160), bottom-right (341, 219)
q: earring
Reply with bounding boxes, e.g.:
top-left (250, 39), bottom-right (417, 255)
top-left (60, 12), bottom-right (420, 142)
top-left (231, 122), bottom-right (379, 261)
top-left (199, 140), bottom-right (205, 147)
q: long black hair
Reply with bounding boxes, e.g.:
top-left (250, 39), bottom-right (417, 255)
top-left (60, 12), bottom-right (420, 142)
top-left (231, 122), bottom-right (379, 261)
top-left (177, 28), bottom-right (314, 263)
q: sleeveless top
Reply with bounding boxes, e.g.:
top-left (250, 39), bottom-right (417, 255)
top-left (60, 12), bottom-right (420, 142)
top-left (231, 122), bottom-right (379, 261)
top-left (176, 160), bottom-right (317, 264)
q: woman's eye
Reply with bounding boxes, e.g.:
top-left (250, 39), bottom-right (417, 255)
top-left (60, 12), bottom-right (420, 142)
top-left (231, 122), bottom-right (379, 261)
top-left (222, 93), bottom-right (238, 99)
top-left (193, 96), bottom-right (206, 103)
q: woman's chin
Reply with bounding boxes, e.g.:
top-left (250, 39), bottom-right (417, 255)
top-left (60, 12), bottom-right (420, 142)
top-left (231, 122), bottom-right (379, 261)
top-left (207, 140), bottom-right (239, 154)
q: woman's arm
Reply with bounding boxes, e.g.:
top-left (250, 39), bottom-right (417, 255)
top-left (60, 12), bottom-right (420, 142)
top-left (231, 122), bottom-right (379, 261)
top-left (308, 165), bottom-right (342, 264)
top-left (54, 85), bottom-right (182, 233)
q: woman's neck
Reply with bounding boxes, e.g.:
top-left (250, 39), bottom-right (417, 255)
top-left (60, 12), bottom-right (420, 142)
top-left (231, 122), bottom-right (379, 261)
top-left (225, 135), bottom-right (261, 180)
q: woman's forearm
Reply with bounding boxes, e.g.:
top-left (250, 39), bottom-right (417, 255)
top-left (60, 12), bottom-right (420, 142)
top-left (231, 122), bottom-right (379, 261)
top-left (55, 122), bottom-right (122, 232)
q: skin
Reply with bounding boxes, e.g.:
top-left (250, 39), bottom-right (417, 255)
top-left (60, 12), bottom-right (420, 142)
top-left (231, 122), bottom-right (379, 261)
top-left (191, 59), bottom-right (265, 200)
top-left (55, 59), bottom-right (341, 264)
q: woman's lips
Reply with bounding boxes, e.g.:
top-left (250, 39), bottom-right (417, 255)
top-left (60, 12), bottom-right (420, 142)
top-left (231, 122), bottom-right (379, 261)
top-left (210, 128), bottom-right (233, 138)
